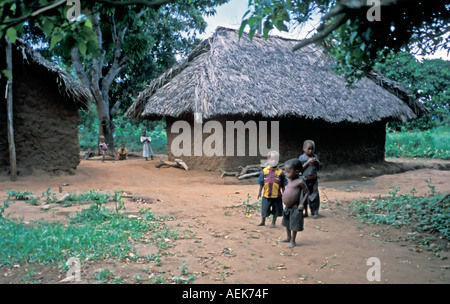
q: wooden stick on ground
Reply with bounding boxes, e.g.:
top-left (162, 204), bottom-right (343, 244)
top-left (220, 169), bottom-right (239, 178)
top-left (239, 164), bottom-right (262, 176)
top-left (155, 159), bottom-right (189, 171)
top-left (237, 171), bottom-right (261, 180)
top-left (174, 159), bottom-right (189, 171)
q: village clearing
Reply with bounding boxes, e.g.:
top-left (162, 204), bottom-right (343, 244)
top-left (0, 156), bottom-right (449, 284)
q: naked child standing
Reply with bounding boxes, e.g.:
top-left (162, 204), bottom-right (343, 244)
top-left (281, 158), bottom-right (310, 248)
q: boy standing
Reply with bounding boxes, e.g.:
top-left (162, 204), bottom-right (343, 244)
top-left (257, 151), bottom-right (288, 228)
top-left (99, 136), bottom-right (108, 163)
top-left (281, 158), bottom-right (310, 248)
top-left (299, 140), bottom-right (320, 218)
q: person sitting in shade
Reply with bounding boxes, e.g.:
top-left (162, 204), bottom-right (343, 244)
top-left (117, 144), bottom-right (128, 160)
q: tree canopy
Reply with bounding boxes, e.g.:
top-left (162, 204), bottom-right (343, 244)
top-left (239, 0), bottom-right (450, 82)
top-left (375, 51), bottom-right (450, 130)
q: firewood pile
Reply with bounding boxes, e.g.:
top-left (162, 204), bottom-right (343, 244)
top-left (220, 162), bottom-right (285, 180)
top-left (154, 158), bottom-right (287, 180)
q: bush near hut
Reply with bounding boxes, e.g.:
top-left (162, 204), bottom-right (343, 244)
top-left (386, 125), bottom-right (450, 160)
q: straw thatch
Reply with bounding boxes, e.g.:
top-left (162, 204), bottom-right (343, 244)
top-left (0, 40), bottom-right (92, 176)
top-left (127, 27), bottom-right (424, 123)
top-left (13, 39), bottom-right (92, 107)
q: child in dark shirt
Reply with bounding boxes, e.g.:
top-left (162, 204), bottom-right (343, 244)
top-left (299, 140), bottom-right (320, 218)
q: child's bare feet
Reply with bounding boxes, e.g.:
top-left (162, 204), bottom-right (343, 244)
top-left (287, 241), bottom-right (296, 248)
top-left (270, 223), bottom-right (276, 228)
top-left (257, 222), bottom-right (265, 226)
top-left (281, 237), bottom-right (291, 243)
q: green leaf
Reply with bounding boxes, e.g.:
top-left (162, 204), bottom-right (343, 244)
top-left (350, 31), bottom-right (358, 44)
top-left (275, 19), bottom-right (288, 32)
top-left (2, 69), bottom-right (12, 79)
top-left (41, 18), bottom-right (54, 36)
top-left (263, 26), bottom-right (270, 38)
top-left (6, 27), bottom-right (17, 43)
top-left (86, 39), bottom-right (100, 57)
top-left (239, 20), bottom-right (249, 38)
top-left (78, 41), bottom-right (87, 56)
top-left (85, 19), bottom-right (93, 29)
top-left (50, 32), bottom-right (63, 49)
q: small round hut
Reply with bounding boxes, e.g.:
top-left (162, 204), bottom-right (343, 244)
top-left (0, 40), bottom-right (91, 176)
top-left (126, 27), bottom-right (426, 171)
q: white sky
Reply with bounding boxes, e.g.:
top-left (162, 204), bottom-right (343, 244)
top-left (201, 0), bottom-right (316, 40)
top-left (201, 0), bottom-right (449, 61)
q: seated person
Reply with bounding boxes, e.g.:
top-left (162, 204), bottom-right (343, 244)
top-left (117, 144), bottom-right (128, 160)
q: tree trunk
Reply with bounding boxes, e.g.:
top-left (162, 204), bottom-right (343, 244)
top-left (5, 39), bottom-right (17, 181)
top-left (97, 100), bottom-right (115, 157)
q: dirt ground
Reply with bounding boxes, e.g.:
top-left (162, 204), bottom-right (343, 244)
top-left (0, 155), bottom-right (449, 284)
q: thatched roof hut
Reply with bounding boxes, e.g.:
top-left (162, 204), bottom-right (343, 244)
top-left (127, 27), bottom-right (425, 171)
top-left (14, 39), bottom-right (92, 106)
top-left (0, 40), bottom-right (92, 176)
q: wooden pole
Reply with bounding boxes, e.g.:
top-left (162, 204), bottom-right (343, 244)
top-left (5, 39), bottom-right (17, 181)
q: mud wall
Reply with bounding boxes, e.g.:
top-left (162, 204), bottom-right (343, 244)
top-left (0, 54), bottom-right (81, 176)
top-left (165, 114), bottom-right (386, 171)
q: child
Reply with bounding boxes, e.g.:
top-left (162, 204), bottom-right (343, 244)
top-left (140, 130), bottom-right (154, 161)
top-left (117, 144), bottom-right (128, 160)
top-left (84, 148), bottom-right (95, 160)
top-left (281, 158), bottom-right (309, 248)
top-left (98, 136), bottom-right (108, 163)
top-left (299, 140), bottom-right (320, 218)
top-left (257, 151), bottom-right (288, 228)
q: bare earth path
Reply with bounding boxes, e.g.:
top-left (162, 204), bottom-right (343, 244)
top-left (0, 157), bottom-right (449, 284)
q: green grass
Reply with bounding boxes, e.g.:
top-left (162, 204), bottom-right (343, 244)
top-left (386, 125), bottom-right (450, 159)
top-left (349, 181), bottom-right (450, 252)
top-left (0, 190), bottom-right (179, 271)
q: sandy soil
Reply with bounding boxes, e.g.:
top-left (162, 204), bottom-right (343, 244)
top-left (0, 156), bottom-right (449, 284)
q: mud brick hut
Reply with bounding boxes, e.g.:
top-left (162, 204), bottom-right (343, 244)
top-left (0, 40), bottom-right (91, 177)
top-left (127, 27), bottom-right (426, 171)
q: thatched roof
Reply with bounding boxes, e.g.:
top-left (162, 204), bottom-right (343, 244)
top-left (127, 27), bottom-right (425, 123)
top-left (13, 39), bottom-right (92, 107)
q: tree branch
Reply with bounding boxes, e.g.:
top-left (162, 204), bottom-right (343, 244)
top-left (110, 99), bottom-right (122, 116)
top-left (31, 0), bottom-right (66, 17)
top-left (101, 26), bottom-right (127, 98)
top-left (292, 13), bottom-right (348, 51)
top-left (90, 12), bottom-right (104, 104)
top-left (0, 0), bottom-right (66, 27)
top-left (70, 47), bottom-right (90, 89)
top-left (94, 0), bottom-right (173, 9)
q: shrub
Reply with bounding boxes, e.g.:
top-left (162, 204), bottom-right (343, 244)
top-left (350, 183), bottom-right (450, 251)
top-left (386, 125), bottom-right (450, 159)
